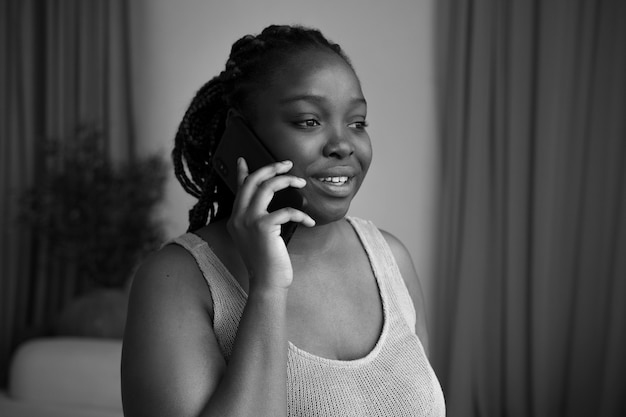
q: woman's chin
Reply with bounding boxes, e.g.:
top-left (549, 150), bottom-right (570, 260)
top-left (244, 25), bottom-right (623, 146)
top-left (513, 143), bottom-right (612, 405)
top-left (306, 204), bottom-right (351, 226)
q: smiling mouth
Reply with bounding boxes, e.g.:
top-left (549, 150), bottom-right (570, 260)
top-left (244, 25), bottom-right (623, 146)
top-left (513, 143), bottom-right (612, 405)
top-left (315, 176), bottom-right (350, 185)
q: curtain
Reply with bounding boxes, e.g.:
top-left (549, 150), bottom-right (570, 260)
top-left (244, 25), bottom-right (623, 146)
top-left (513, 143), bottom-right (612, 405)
top-left (432, 0), bottom-right (625, 416)
top-left (0, 0), bottom-right (134, 386)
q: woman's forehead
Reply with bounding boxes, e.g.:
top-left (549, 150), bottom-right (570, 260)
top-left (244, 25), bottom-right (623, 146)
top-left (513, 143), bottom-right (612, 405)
top-left (255, 50), bottom-right (364, 106)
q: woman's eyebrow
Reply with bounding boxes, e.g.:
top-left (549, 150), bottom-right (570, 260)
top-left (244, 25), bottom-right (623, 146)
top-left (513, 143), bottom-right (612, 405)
top-left (279, 94), bottom-right (367, 107)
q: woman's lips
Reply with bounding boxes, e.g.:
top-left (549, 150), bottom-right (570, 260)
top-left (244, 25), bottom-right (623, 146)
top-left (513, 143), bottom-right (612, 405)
top-left (310, 175), bottom-right (355, 197)
top-left (316, 176), bottom-right (349, 185)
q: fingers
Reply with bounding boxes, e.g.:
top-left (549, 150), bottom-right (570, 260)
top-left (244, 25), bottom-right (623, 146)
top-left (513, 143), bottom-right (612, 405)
top-left (232, 158), bottom-right (315, 228)
top-left (234, 158), bottom-right (300, 211)
top-left (235, 157), bottom-right (250, 189)
top-left (267, 207), bottom-right (316, 228)
top-left (236, 206), bottom-right (315, 234)
top-left (237, 158), bottom-right (294, 190)
top-left (250, 176), bottom-right (306, 214)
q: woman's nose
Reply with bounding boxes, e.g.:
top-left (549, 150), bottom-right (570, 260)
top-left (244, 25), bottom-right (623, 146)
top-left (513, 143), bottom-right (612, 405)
top-left (322, 127), bottom-right (355, 159)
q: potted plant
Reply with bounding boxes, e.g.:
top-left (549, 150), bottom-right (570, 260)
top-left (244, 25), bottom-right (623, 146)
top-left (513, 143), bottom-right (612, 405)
top-left (20, 127), bottom-right (167, 338)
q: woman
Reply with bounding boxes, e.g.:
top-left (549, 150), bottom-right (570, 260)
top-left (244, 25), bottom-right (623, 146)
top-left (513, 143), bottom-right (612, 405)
top-left (121, 24), bottom-right (445, 417)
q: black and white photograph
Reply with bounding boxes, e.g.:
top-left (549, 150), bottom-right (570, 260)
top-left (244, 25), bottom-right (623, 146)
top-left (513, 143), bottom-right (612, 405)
top-left (1, 1), bottom-right (624, 416)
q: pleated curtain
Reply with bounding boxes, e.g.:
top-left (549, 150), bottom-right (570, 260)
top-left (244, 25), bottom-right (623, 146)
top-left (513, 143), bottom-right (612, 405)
top-left (432, 0), bottom-right (625, 416)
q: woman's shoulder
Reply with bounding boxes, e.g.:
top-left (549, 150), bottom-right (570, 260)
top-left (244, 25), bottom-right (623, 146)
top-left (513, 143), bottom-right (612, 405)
top-left (128, 227), bottom-right (222, 316)
top-left (136, 220), bottom-right (231, 278)
top-left (347, 217), bottom-right (409, 256)
top-left (134, 237), bottom-right (203, 286)
top-left (378, 229), bottom-right (411, 263)
top-left (376, 228), bottom-right (420, 298)
top-left (372, 223), bottom-right (430, 352)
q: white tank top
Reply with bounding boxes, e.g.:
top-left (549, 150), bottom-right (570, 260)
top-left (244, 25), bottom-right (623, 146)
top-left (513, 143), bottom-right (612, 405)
top-left (173, 217), bottom-right (446, 416)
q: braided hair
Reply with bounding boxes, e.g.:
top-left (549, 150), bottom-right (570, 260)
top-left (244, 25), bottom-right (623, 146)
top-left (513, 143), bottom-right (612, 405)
top-left (172, 25), bottom-right (353, 232)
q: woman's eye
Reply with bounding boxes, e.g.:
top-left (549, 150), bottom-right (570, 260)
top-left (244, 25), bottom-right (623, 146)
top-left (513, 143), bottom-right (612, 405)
top-left (349, 120), bottom-right (369, 130)
top-left (295, 119), bottom-right (320, 128)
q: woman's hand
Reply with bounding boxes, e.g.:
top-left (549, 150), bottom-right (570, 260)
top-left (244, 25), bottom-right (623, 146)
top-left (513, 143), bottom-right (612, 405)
top-left (227, 158), bottom-right (315, 291)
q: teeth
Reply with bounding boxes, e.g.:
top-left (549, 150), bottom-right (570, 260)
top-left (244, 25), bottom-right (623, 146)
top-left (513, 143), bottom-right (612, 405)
top-left (318, 176), bottom-right (349, 184)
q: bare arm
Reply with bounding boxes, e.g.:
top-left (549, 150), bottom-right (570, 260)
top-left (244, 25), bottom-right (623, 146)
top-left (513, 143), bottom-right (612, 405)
top-left (121, 246), bottom-right (290, 417)
top-left (381, 230), bottom-right (430, 355)
top-left (121, 159), bottom-right (313, 417)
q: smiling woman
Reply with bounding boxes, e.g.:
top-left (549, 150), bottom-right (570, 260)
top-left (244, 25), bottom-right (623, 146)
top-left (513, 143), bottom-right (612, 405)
top-left (121, 25), bottom-right (445, 417)
top-left (248, 49), bottom-right (372, 224)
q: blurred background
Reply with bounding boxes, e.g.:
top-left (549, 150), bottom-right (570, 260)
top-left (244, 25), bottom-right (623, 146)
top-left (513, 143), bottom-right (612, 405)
top-left (1, 0), bottom-right (624, 416)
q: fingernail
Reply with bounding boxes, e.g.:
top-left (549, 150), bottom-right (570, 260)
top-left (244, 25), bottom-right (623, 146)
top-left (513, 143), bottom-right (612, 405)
top-left (282, 160), bottom-right (292, 165)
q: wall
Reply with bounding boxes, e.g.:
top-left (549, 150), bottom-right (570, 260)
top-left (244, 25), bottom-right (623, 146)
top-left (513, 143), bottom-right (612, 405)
top-left (129, 0), bottom-right (438, 319)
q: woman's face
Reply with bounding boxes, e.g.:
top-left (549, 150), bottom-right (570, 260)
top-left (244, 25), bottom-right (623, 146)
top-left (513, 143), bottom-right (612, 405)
top-left (248, 49), bottom-right (372, 225)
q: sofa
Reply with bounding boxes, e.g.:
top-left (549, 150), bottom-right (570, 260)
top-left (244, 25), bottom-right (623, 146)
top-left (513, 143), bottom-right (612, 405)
top-left (0, 338), bottom-right (124, 417)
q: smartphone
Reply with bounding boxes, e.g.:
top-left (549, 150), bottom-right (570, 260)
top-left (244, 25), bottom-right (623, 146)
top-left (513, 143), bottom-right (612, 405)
top-left (212, 114), bottom-right (304, 243)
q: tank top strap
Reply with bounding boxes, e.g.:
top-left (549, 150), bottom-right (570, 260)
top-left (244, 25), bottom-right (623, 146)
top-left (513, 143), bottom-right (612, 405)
top-left (347, 217), bottom-right (417, 332)
top-left (170, 233), bottom-right (246, 359)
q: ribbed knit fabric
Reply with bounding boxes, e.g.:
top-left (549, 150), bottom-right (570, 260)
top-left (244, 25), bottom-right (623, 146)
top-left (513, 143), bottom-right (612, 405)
top-left (172, 217), bottom-right (446, 416)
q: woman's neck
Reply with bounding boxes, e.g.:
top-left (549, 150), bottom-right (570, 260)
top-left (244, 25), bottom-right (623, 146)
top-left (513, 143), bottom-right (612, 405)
top-left (286, 217), bottom-right (347, 257)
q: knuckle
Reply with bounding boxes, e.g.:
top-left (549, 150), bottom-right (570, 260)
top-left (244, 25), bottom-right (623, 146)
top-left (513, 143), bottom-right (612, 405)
top-left (258, 181), bottom-right (274, 193)
top-left (284, 207), bottom-right (300, 217)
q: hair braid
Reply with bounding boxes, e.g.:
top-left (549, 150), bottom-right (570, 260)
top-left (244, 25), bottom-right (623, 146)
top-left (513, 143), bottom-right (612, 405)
top-left (172, 24), bottom-right (352, 232)
top-left (173, 77), bottom-right (232, 230)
